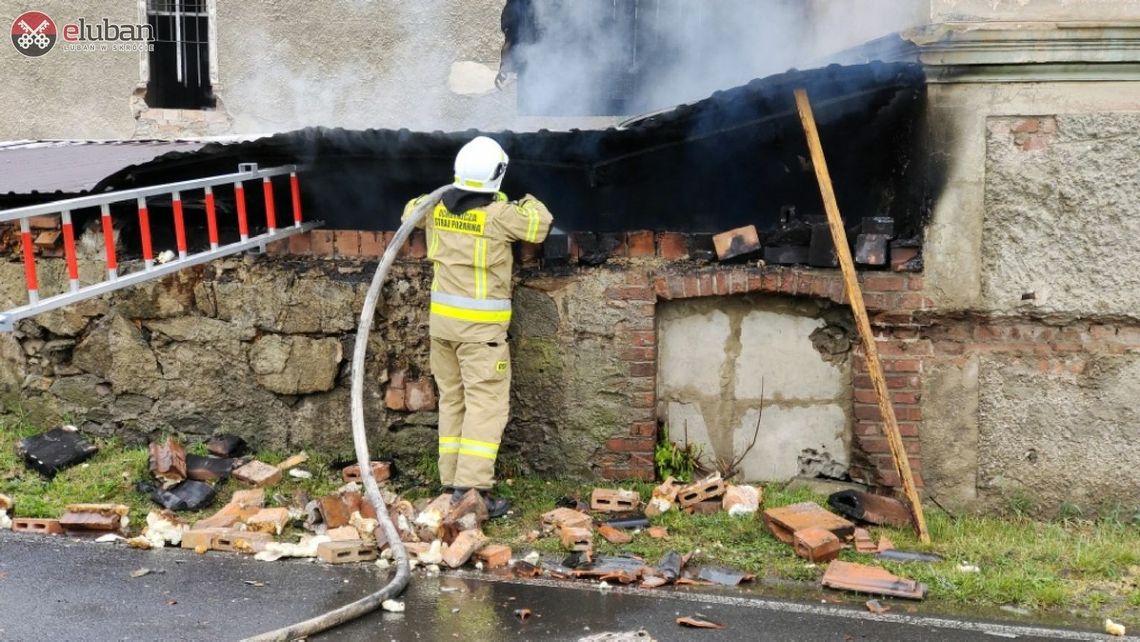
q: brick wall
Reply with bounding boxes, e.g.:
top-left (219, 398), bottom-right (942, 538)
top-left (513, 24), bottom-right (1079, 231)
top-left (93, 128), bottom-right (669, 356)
top-left (272, 228), bottom-right (930, 487)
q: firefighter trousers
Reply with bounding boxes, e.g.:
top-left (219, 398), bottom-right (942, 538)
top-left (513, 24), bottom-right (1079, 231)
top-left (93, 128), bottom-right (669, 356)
top-left (430, 334), bottom-right (511, 490)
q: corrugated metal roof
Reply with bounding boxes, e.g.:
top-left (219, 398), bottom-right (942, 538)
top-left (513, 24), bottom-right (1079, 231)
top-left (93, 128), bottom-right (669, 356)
top-left (0, 139), bottom-right (206, 193)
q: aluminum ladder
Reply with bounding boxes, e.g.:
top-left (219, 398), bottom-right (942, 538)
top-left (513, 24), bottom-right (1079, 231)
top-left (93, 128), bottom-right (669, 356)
top-left (0, 163), bottom-right (321, 331)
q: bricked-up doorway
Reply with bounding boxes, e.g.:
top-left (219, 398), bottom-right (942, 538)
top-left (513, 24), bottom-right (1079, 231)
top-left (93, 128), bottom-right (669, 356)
top-left (656, 295), bottom-right (854, 482)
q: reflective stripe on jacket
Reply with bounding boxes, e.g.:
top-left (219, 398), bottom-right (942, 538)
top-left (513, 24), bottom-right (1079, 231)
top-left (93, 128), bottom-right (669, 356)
top-left (402, 191), bottom-right (554, 343)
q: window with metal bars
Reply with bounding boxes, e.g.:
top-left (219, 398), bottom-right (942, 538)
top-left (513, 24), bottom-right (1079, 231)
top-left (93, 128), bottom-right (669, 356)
top-left (145, 0), bottom-right (214, 109)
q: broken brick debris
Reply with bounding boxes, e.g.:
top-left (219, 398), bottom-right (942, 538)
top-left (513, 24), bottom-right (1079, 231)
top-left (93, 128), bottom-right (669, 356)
top-left (853, 528), bottom-right (877, 554)
top-left (598, 525), bottom-right (633, 545)
top-left (763, 502), bottom-right (855, 544)
top-left (560, 526), bottom-right (593, 552)
top-left (877, 536), bottom-right (895, 553)
top-left (59, 504), bottom-right (129, 533)
top-left (245, 508), bottom-right (290, 535)
top-left (326, 525), bottom-right (361, 541)
top-left (17, 426), bottom-right (98, 478)
top-left (473, 544), bottom-right (512, 569)
top-left (210, 529), bottom-right (273, 554)
top-left (646, 477), bottom-right (681, 517)
top-left (0, 494), bottom-right (11, 512)
top-left (149, 480), bottom-right (217, 512)
top-left (540, 507), bottom-right (592, 533)
top-left (148, 437), bottom-right (187, 487)
top-left (316, 539), bottom-right (377, 564)
top-left (11, 518), bottom-right (64, 535)
top-left (722, 485), bottom-right (762, 516)
top-left (640, 576), bottom-right (667, 589)
top-left (341, 491), bottom-right (379, 520)
top-left (442, 529), bottom-right (488, 568)
top-left (590, 488), bottom-right (640, 513)
top-left (185, 454), bottom-right (233, 482)
top-left (341, 461), bottom-right (392, 484)
top-left (793, 527), bottom-right (843, 563)
top-left (194, 488), bottom-right (265, 529)
top-left (685, 499), bottom-right (721, 516)
top-left (442, 489), bottom-right (488, 542)
top-left (646, 526), bottom-right (668, 539)
top-left (676, 474), bottom-right (726, 509)
top-left (206, 435), bottom-right (247, 458)
top-left (820, 560), bottom-right (927, 600)
top-left (865, 599), bottom-right (890, 614)
top-left (318, 495), bottom-right (353, 529)
top-left (712, 224), bottom-right (761, 261)
top-left (232, 460), bottom-right (283, 488)
top-left (275, 452), bottom-right (309, 472)
top-left (513, 561), bottom-right (542, 577)
top-left (180, 528), bottom-right (222, 551)
top-left (677, 615), bottom-right (725, 629)
top-left (827, 490), bottom-right (913, 528)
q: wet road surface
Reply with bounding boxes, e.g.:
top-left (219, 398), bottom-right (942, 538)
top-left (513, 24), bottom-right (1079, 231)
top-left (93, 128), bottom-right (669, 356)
top-left (0, 532), bottom-right (1108, 641)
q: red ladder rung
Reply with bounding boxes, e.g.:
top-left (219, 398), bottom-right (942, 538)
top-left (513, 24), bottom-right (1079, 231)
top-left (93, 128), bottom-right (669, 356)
top-left (60, 210), bottom-right (80, 292)
top-left (290, 172), bottom-right (303, 227)
top-left (205, 186), bottom-right (219, 250)
top-left (263, 176), bottom-right (277, 233)
top-left (137, 196), bottom-right (154, 268)
top-left (235, 182), bottom-right (249, 241)
top-left (172, 191), bottom-right (188, 259)
top-left (100, 203), bottom-right (118, 279)
top-left (19, 218), bottom-right (39, 304)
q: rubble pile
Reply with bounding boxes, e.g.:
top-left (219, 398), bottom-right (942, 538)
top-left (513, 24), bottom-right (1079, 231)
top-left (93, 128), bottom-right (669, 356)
top-left (2, 426), bottom-right (936, 606)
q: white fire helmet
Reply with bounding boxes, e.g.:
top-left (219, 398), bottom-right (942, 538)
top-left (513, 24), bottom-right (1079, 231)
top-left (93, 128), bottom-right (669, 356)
top-left (453, 136), bottom-right (509, 193)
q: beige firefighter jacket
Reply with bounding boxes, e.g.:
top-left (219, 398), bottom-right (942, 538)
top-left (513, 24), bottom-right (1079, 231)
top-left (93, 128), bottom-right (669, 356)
top-left (402, 191), bottom-right (554, 343)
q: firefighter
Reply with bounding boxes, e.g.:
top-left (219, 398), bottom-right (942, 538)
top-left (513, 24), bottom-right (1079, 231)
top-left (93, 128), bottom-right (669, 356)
top-left (401, 136), bottom-right (553, 517)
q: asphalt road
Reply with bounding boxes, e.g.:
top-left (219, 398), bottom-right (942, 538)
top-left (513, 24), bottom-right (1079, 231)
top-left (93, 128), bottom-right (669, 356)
top-left (0, 532), bottom-right (1113, 641)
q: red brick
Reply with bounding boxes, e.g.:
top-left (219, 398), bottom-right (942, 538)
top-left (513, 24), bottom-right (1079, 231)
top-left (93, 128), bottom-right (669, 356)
top-left (382, 231), bottom-right (397, 253)
top-left (629, 391), bottom-right (655, 408)
top-left (747, 272), bottom-right (763, 292)
top-left (897, 293), bottom-right (930, 310)
top-left (889, 359), bottom-right (922, 373)
top-left (657, 232), bottom-right (687, 260)
top-left (712, 225), bottom-right (760, 260)
top-left (266, 239), bottom-right (289, 256)
top-left (606, 285), bottom-right (654, 301)
top-left (853, 389), bottom-right (879, 404)
top-left (729, 270), bottom-right (747, 295)
top-left (310, 230), bottom-right (335, 257)
top-left (384, 387), bottom-right (406, 411)
top-left (854, 404), bottom-right (881, 421)
top-left (629, 330), bottom-right (656, 347)
top-left (757, 271), bottom-right (777, 292)
top-left (288, 232), bottom-right (312, 256)
top-left (714, 271), bottom-right (729, 295)
top-left (863, 274), bottom-right (907, 292)
top-left (876, 340), bottom-right (933, 356)
top-left (628, 361), bottom-right (656, 377)
top-left (317, 540), bottom-right (378, 564)
top-left (335, 230), bottom-right (361, 257)
top-left (1011, 117), bottom-right (1039, 133)
top-left (683, 275), bottom-right (700, 298)
top-left (11, 518), bottom-right (63, 535)
top-left (906, 275), bottom-right (924, 290)
top-left (894, 406), bottom-right (923, 421)
top-left (474, 544), bottom-right (512, 569)
top-left (892, 392), bottom-right (919, 405)
top-left (653, 278), bottom-right (672, 300)
top-left (698, 273), bottom-right (715, 297)
top-left (405, 377), bottom-right (437, 412)
top-left (621, 347), bottom-right (656, 361)
top-left (631, 421), bottom-right (657, 437)
top-left (607, 234), bottom-right (628, 258)
top-left (407, 229), bottom-right (427, 258)
top-left (359, 231), bottom-right (383, 257)
top-left (27, 215), bottom-right (60, 229)
top-left (605, 437), bottom-right (655, 453)
top-left (627, 230), bottom-right (655, 257)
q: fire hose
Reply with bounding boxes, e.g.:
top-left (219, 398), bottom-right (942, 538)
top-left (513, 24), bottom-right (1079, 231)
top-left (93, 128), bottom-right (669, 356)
top-left (244, 185), bottom-right (450, 641)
